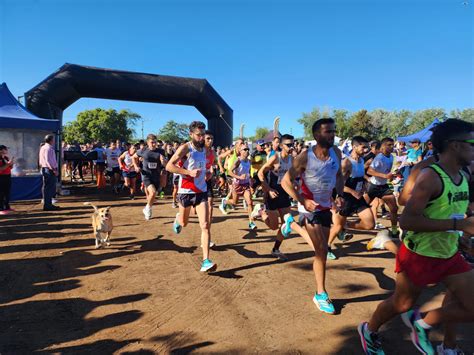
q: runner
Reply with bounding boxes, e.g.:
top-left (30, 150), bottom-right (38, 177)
top-left (204, 130), bottom-right (216, 247)
top-left (358, 119), bottom-right (474, 355)
top-left (166, 121), bottom-right (216, 272)
top-left (227, 143), bottom-right (257, 230)
top-left (281, 118), bottom-right (345, 314)
top-left (252, 134), bottom-right (295, 260)
top-left (118, 144), bottom-right (139, 199)
top-left (365, 138), bottom-right (399, 238)
top-left (219, 138), bottom-right (245, 214)
top-left (327, 136), bottom-right (377, 259)
top-left (250, 140), bottom-right (267, 198)
top-left (135, 134), bottom-right (166, 220)
top-left (105, 141), bottom-right (122, 194)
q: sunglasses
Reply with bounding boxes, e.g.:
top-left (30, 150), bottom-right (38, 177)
top-left (242, 148), bottom-right (249, 151)
top-left (282, 143), bottom-right (294, 148)
top-left (205, 137), bottom-right (214, 140)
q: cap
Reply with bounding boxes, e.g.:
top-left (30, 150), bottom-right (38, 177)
top-left (256, 139), bottom-right (264, 145)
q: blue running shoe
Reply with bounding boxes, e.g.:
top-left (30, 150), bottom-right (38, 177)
top-left (219, 198), bottom-right (228, 215)
top-left (358, 322), bottom-right (385, 354)
top-left (280, 213), bottom-right (294, 238)
top-left (313, 292), bottom-right (335, 314)
top-left (173, 212), bottom-right (182, 234)
top-left (200, 258), bottom-right (216, 272)
top-left (249, 221), bottom-right (257, 230)
top-left (401, 309), bottom-right (434, 355)
top-left (327, 247), bottom-right (337, 260)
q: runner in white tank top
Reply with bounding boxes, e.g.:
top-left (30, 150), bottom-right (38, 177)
top-left (253, 134), bottom-right (296, 261)
top-left (227, 144), bottom-right (257, 230)
top-left (327, 137), bottom-right (381, 258)
top-left (165, 121), bottom-right (216, 273)
top-left (118, 145), bottom-right (139, 199)
top-left (280, 118), bottom-right (345, 315)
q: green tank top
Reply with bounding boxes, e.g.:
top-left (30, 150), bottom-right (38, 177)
top-left (226, 150), bottom-right (239, 176)
top-left (403, 164), bottom-right (469, 259)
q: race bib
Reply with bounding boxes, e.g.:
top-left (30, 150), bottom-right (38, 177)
top-left (355, 181), bottom-right (364, 192)
top-left (148, 162), bottom-right (158, 169)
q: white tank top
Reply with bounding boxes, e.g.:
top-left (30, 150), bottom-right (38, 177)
top-left (276, 154), bottom-right (292, 184)
top-left (234, 158), bottom-right (251, 185)
top-left (299, 146), bottom-right (340, 211)
top-left (123, 152), bottom-right (135, 171)
top-left (178, 142), bottom-right (207, 194)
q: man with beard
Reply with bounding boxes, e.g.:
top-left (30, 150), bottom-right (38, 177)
top-left (166, 121), bottom-right (216, 273)
top-left (252, 134), bottom-right (296, 261)
top-left (358, 119), bottom-right (474, 355)
top-left (135, 134), bottom-right (166, 221)
top-left (281, 118), bottom-right (345, 315)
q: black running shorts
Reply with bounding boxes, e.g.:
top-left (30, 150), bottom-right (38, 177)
top-left (366, 183), bottom-right (393, 201)
top-left (339, 193), bottom-right (370, 217)
top-left (177, 192), bottom-right (208, 208)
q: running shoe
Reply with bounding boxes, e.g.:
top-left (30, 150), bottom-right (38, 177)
top-left (159, 191), bottom-right (165, 199)
top-left (219, 198), bottom-right (228, 215)
top-left (358, 322), bottom-right (385, 354)
top-left (367, 230), bottom-right (391, 251)
top-left (327, 247), bottom-right (337, 260)
top-left (401, 309), bottom-right (434, 355)
top-left (280, 213), bottom-right (294, 238)
top-left (143, 206), bottom-right (152, 221)
top-left (271, 249), bottom-right (288, 261)
top-left (313, 292), bottom-right (335, 314)
top-left (291, 199), bottom-right (298, 207)
top-left (200, 258), bottom-right (216, 272)
top-left (129, 194), bottom-right (135, 200)
top-left (249, 221), bottom-right (257, 230)
top-left (172, 202), bottom-right (178, 209)
top-left (251, 203), bottom-right (262, 219)
top-left (436, 343), bottom-right (464, 355)
top-left (337, 230), bottom-right (353, 242)
top-left (173, 213), bottom-right (182, 234)
top-left (374, 222), bottom-right (385, 230)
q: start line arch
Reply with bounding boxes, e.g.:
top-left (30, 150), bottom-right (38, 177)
top-left (25, 63), bottom-right (233, 147)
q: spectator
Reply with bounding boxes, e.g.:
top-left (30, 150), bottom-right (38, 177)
top-left (39, 134), bottom-right (60, 211)
top-left (0, 145), bottom-right (14, 214)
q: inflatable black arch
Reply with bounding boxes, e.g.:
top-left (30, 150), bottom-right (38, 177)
top-left (25, 63), bottom-right (233, 146)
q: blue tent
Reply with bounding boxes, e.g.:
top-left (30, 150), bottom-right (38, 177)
top-left (397, 118), bottom-right (441, 143)
top-left (0, 82), bottom-right (59, 130)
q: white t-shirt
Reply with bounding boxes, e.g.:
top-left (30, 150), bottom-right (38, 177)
top-left (369, 153), bottom-right (394, 185)
top-left (105, 148), bottom-right (121, 170)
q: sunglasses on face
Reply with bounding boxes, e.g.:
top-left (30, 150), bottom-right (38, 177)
top-left (282, 143), bottom-right (294, 148)
top-left (242, 148), bottom-right (249, 151)
top-left (205, 137), bottom-right (214, 140)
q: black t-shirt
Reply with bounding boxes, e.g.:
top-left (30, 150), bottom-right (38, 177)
top-left (139, 149), bottom-right (162, 178)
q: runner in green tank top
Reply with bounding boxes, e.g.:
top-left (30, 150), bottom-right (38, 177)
top-left (359, 119), bottom-right (474, 355)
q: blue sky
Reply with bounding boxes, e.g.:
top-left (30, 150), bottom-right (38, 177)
top-left (1, 0), bottom-right (472, 139)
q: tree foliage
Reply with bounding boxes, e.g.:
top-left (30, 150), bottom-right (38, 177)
top-left (63, 108), bottom-right (139, 144)
top-left (297, 107), bottom-right (473, 140)
top-left (156, 120), bottom-right (189, 143)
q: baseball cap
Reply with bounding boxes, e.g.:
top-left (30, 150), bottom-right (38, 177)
top-left (256, 139), bottom-right (264, 146)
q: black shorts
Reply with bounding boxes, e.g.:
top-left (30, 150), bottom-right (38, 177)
top-left (339, 193), bottom-right (370, 217)
top-left (206, 179), bottom-right (214, 198)
top-left (301, 209), bottom-right (333, 228)
top-left (366, 183), bottom-right (393, 201)
top-left (251, 172), bottom-right (261, 189)
top-left (265, 185), bottom-right (291, 211)
top-left (143, 175), bottom-right (160, 188)
top-left (106, 167), bottom-right (120, 176)
top-left (177, 192), bottom-right (208, 208)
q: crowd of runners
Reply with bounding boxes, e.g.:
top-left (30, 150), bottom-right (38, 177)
top-left (6, 117), bottom-right (471, 354)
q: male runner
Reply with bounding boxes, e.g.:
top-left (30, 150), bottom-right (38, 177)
top-left (105, 141), bottom-right (122, 193)
top-left (135, 134), bottom-right (166, 220)
top-left (166, 121), bottom-right (216, 272)
top-left (252, 134), bottom-right (295, 260)
top-left (227, 144), bottom-right (257, 230)
top-left (366, 138), bottom-right (399, 238)
top-left (204, 130), bottom-right (216, 247)
top-left (281, 118), bottom-right (345, 314)
top-left (219, 138), bottom-right (245, 214)
top-left (358, 119), bottom-right (474, 354)
top-left (250, 140), bottom-right (267, 197)
top-left (327, 136), bottom-right (376, 259)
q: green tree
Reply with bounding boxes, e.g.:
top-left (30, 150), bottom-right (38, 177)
top-left (251, 126), bottom-right (270, 141)
top-left (348, 109), bottom-right (374, 140)
top-left (408, 108), bottom-right (446, 133)
top-left (450, 108), bottom-right (474, 123)
top-left (333, 109), bottom-right (352, 139)
top-left (297, 107), bottom-right (322, 140)
top-left (63, 108), bottom-right (139, 143)
top-left (157, 120), bottom-right (189, 142)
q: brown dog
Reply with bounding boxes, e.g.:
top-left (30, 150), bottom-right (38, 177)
top-left (84, 202), bottom-right (113, 248)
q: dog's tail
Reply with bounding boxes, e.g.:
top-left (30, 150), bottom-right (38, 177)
top-left (83, 202), bottom-right (99, 212)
